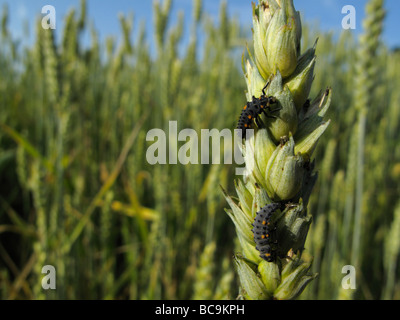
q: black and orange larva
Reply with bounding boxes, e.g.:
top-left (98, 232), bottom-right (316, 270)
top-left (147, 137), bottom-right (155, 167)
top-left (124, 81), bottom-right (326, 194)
top-left (251, 203), bottom-right (280, 262)
top-left (237, 82), bottom-right (281, 139)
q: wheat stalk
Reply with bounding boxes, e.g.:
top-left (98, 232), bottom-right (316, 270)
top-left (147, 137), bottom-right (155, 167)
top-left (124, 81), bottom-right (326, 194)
top-left (223, 0), bottom-right (332, 300)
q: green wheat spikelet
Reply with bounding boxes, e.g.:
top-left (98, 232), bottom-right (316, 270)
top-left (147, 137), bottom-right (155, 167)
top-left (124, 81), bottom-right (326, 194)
top-left (223, 0), bottom-right (332, 300)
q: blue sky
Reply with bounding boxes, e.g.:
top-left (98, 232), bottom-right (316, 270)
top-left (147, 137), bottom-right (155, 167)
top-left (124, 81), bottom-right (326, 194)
top-left (1, 0), bottom-right (399, 50)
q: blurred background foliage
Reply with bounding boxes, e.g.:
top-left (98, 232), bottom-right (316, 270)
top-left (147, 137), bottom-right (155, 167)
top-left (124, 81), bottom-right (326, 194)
top-left (0, 0), bottom-right (399, 300)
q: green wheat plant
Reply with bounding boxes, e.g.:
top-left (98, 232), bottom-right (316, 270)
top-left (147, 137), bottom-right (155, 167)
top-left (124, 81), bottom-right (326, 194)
top-left (0, 0), bottom-right (244, 300)
top-left (223, 0), bottom-right (332, 300)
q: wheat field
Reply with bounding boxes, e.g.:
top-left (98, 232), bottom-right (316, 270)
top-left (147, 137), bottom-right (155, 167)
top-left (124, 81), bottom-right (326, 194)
top-left (0, 0), bottom-right (399, 300)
